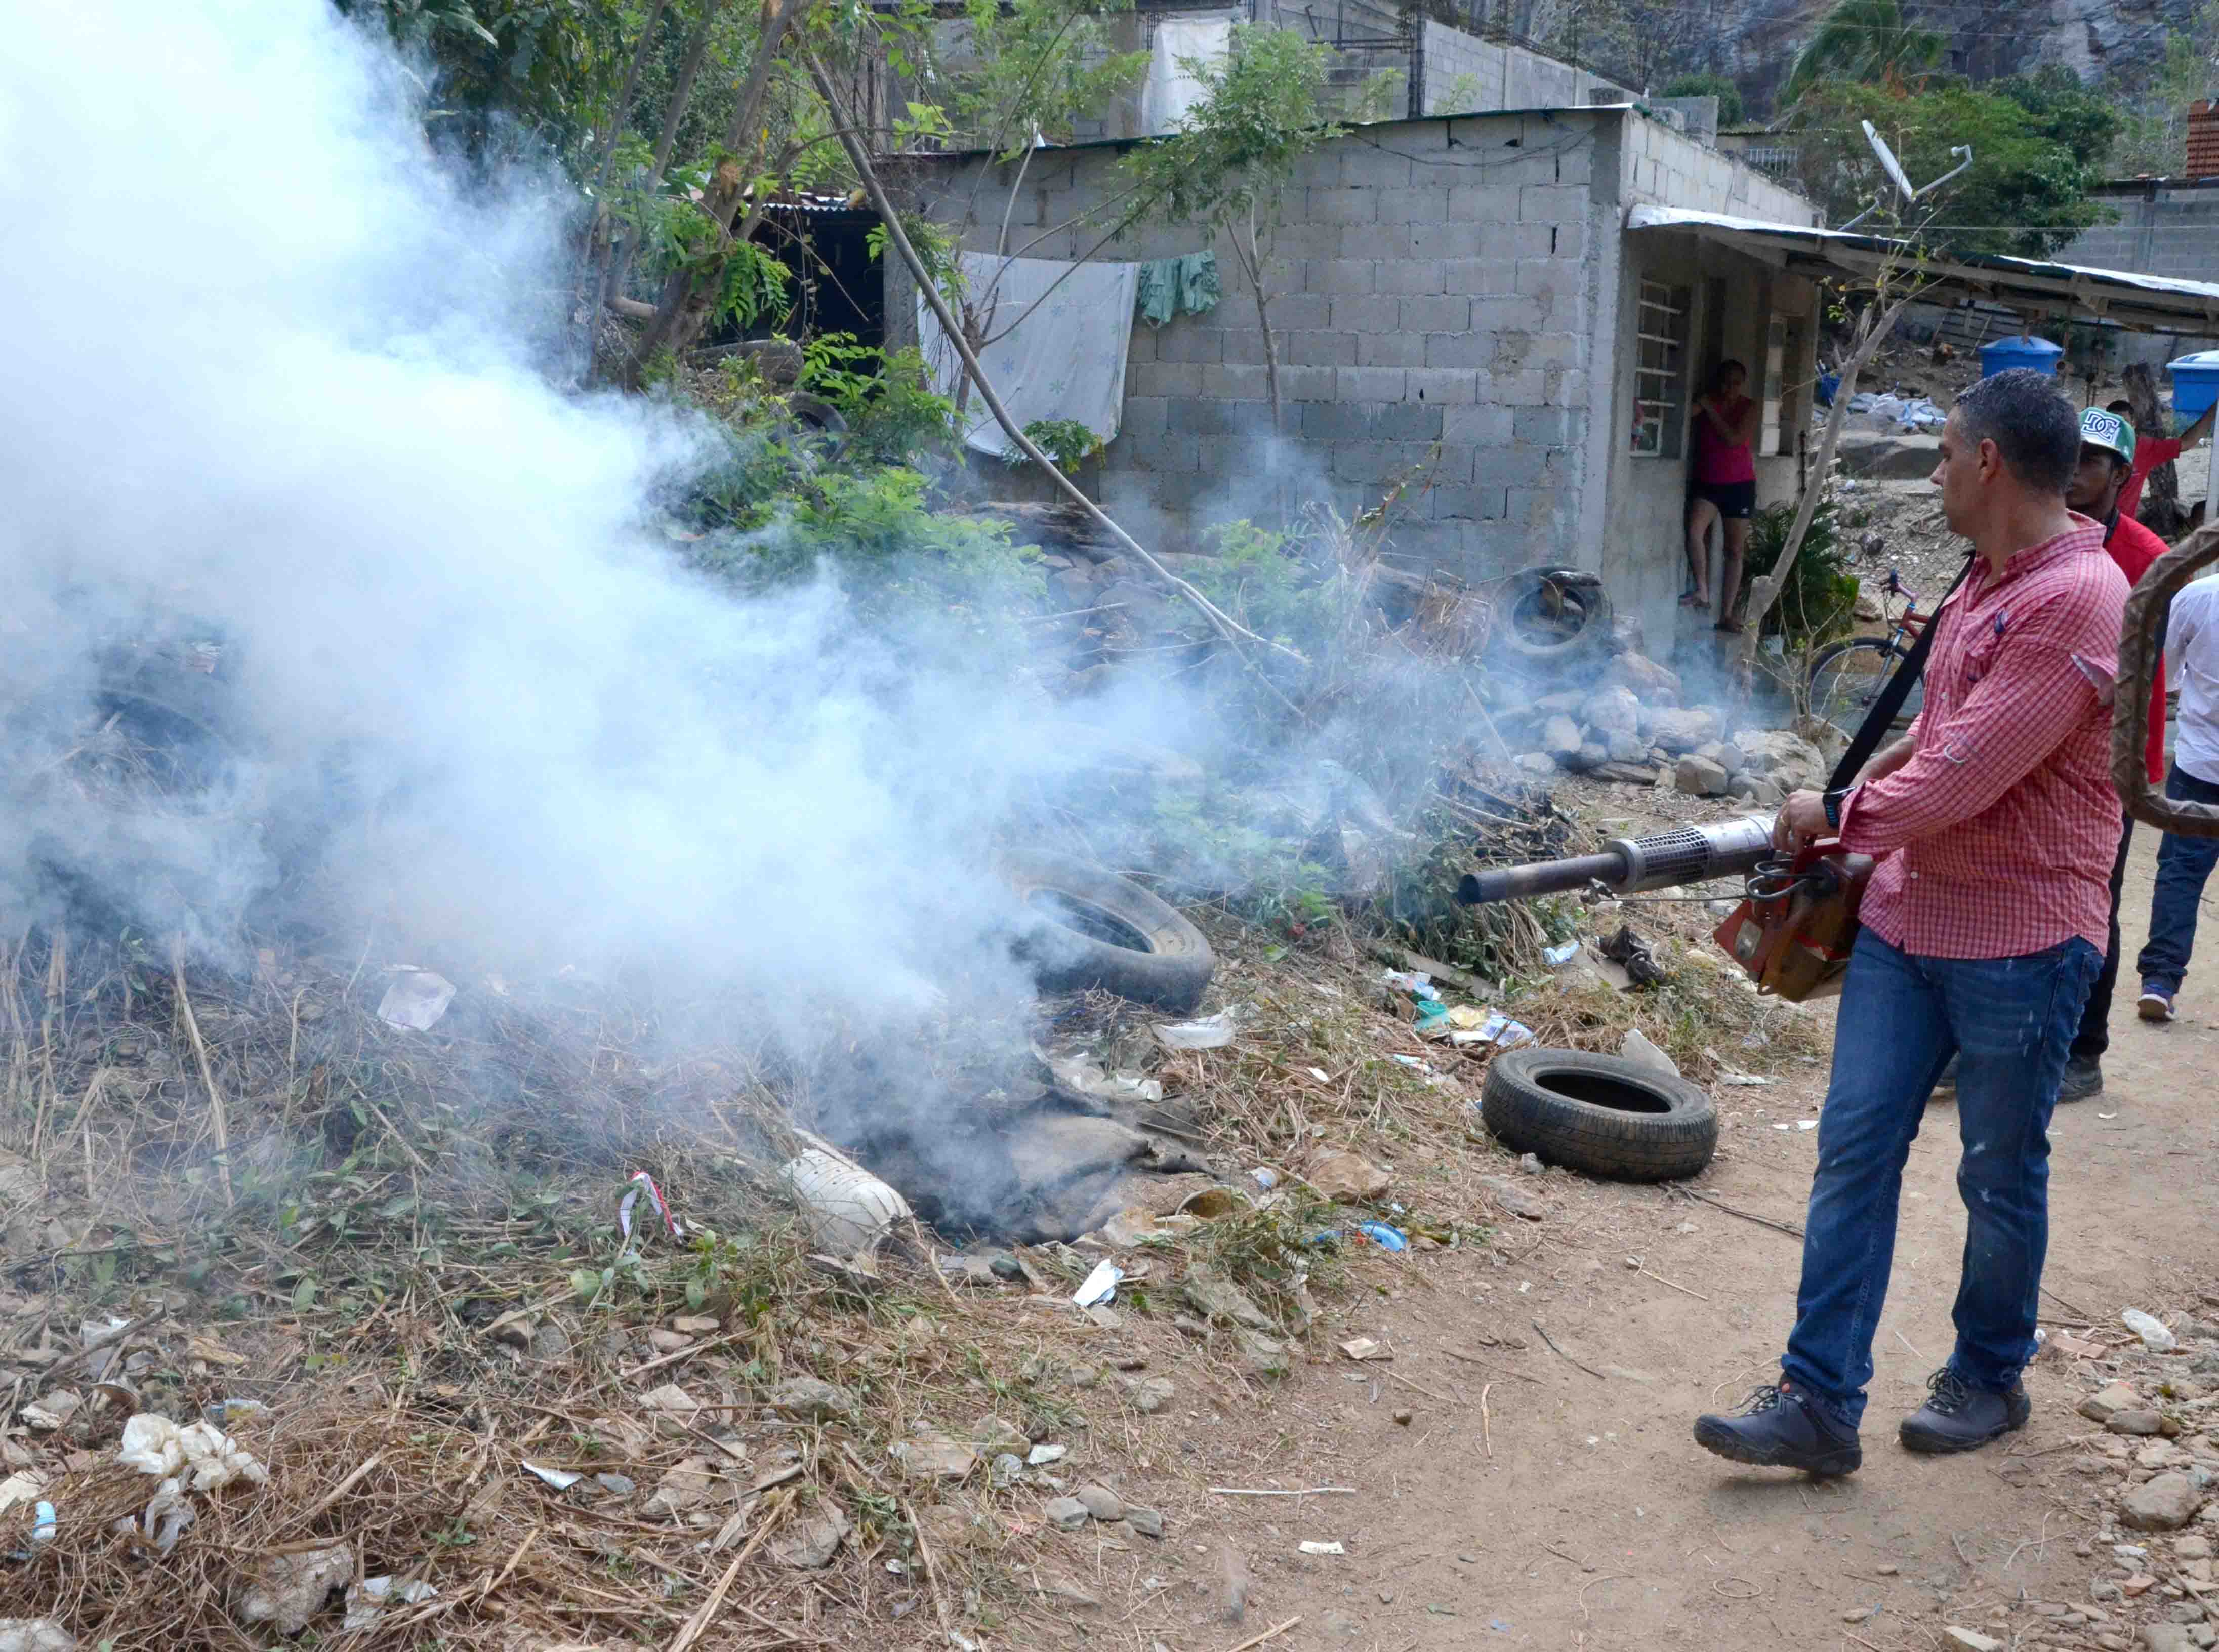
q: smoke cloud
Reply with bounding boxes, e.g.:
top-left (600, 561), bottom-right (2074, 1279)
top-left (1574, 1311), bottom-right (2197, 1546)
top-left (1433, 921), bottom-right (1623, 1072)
top-left (0, 3), bottom-right (1092, 1034)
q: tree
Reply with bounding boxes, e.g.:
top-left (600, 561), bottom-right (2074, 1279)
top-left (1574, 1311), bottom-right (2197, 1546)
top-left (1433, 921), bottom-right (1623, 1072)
top-left (1790, 81), bottom-right (2111, 257)
top-left (1780, 0), bottom-right (1944, 110)
top-left (1123, 26), bottom-right (1341, 439)
top-left (1663, 71), bottom-right (1744, 126)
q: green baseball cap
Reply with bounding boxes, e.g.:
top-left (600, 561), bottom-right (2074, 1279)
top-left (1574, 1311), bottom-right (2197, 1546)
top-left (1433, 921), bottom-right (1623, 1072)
top-left (2080, 406), bottom-right (2136, 465)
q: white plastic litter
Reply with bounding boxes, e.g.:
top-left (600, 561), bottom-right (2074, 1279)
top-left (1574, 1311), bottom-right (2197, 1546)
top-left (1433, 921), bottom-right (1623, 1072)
top-left (1618, 1028), bottom-right (1679, 1077)
top-left (1072, 1260), bottom-right (1124, 1308)
top-left (1448, 1013), bottom-right (1533, 1050)
top-left (783, 1149), bottom-right (912, 1255)
top-left (1298, 1540), bottom-right (1345, 1556)
top-left (1380, 969), bottom-right (1441, 1002)
top-left (376, 968), bottom-right (455, 1031)
top-left (1543, 941), bottom-right (1581, 967)
top-left (522, 1461), bottom-right (583, 1491)
top-left (342, 1575), bottom-right (437, 1632)
top-left (2122, 1308), bottom-right (2176, 1352)
top-left (1153, 1010), bottom-right (1240, 1050)
top-left (117, 1414), bottom-right (269, 1491)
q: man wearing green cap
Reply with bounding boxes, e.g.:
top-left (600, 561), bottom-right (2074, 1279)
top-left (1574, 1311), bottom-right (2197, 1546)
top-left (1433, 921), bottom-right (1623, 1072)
top-left (2058, 405), bottom-right (2169, 1096)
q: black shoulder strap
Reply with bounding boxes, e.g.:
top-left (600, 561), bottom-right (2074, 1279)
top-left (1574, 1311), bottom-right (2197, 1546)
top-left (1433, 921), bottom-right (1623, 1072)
top-left (1825, 554), bottom-right (1977, 792)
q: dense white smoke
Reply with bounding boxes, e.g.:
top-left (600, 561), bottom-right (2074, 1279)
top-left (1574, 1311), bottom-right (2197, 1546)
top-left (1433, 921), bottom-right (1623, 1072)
top-left (0, 4), bottom-right (1071, 1022)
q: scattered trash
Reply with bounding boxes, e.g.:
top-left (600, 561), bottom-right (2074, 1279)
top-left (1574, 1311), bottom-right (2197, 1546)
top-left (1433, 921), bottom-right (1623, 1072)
top-left (1448, 1012), bottom-right (1533, 1049)
top-left (1617, 1028), bottom-right (1679, 1078)
top-left (0, 1622), bottom-right (74, 1652)
top-left (238, 1542), bottom-right (354, 1635)
top-left (1413, 998), bottom-right (1451, 1032)
top-left (1380, 969), bottom-right (1441, 1002)
top-left (1715, 1070), bottom-right (1774, 1087)
top-left (342, 1577), bottom-right (437, 1633)
top-left (1543, 941), bottom-right (1580, 967)
top-left (783, 1148), bottom-right (911, 1255)
top-left (200, 1398), bottom-right (267, 1428)
top-left (1153, 1010), bottom-right (1240, 1050)
top-left (1098, 1207), bottom-right (1201, 1248)
top-left (1390, 1054), bottom-right (1433, 1072)
top-left (1354, 1222), bottom-right (1408, 1252)
top-left (1072, 1260), bottom-right (1124, 1308)
top-left (1298, 1540), bottom-right (1346, 1556)
top-left (1599, 926), bottom-right (1666, 987)
top-left (615, 1171), bottom-right (686, 1250)
top-left (522, 1461), bottom-right (583, 1491)
top-left (1847, 390), bottom-right (1946, 431)
top-left (2122, 1308), bottom-right (2176, 1352)
top-left (375, 967), bottom-right (455, 1031)
top-left (117, 1414), bottom-right (268, 1491)
top-left (18, 1395), bottom-right (77, 1434)
top-left (1250, 1167), bottom-right (1279, 1191)
top-left (1338, 1338), bottom-right (1388, 1361)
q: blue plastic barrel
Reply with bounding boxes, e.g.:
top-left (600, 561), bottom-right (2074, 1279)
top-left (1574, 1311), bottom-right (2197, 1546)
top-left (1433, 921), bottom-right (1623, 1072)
top-left (1979, 335), bottom-right (2064, 378)
top-left (2169, 350), bottom-right (2219, 425)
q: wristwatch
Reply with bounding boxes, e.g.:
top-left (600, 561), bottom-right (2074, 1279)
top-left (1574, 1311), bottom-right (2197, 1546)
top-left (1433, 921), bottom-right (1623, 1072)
top-left (1821, 788), bottom-right (1851, 833)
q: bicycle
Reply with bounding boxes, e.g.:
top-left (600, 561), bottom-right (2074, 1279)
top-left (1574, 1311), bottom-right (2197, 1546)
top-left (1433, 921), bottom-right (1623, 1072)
top-left (1805, 566), bottom-right (1931, 742)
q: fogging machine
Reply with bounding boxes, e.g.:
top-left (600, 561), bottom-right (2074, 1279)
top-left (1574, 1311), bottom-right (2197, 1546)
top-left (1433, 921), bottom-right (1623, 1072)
top-left (1456, 815), bottom-right (1870, 1002)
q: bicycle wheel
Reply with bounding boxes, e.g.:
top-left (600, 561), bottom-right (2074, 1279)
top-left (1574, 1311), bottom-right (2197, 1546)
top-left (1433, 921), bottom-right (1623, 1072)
top-left (1807, 637), bottom-right (1921, 742)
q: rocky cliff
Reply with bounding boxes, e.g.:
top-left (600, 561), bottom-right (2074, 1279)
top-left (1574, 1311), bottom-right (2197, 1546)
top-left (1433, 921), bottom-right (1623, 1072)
top-left (1705, 0), bottom-right (2199, 119)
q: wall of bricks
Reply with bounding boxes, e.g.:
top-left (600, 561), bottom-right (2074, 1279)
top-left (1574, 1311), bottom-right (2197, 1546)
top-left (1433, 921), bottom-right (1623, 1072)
top-left (2052, 185), bottom-right (2219, 369)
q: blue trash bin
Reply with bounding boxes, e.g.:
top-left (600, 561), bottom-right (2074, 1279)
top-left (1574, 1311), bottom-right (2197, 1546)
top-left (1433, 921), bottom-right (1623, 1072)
top-left (1979, 335), bottom-right (2064, 379)
top-left (2168, 350), bottom-right (2219, 426)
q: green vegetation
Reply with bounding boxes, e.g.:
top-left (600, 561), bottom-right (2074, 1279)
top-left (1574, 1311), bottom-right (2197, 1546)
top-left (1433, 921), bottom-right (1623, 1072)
top-left (1741, 491), bottom-right (1854, 648)
top-left (2106, 0), bottom-right (2219, 176)
top-left (1662, 71), bottom-right (1744, 126)
top-left (1781, 0), bottom-right (1944, 110)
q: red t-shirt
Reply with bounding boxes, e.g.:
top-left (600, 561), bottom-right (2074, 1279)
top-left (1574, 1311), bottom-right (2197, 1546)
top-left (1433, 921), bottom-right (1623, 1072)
top-left (2104, 511), bottom-right (2169, 784)
top-left (2118, 436), bottom-right (2184, 526)
top-left (1692, 395), bottom-right (1756, 485)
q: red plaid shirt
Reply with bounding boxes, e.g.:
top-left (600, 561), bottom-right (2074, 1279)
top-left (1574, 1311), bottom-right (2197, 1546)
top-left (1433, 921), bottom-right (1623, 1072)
top-left (1837, 518), bottom-right (2128, 959)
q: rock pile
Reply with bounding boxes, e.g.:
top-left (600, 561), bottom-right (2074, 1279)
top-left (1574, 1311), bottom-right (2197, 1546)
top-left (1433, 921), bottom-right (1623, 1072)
top-left (1488, 652), bottom-right (1830, 806)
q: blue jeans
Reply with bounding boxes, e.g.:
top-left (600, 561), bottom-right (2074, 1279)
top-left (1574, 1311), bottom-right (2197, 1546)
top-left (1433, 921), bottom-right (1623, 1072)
top-left (2135, 765), bottom-right (2219, 995)
top-left (1782, 929), bottom-right (2101, 1429)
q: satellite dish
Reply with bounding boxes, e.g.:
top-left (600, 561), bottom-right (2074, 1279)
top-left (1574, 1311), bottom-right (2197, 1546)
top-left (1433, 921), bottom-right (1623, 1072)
top-left (1862, 120), bottom-right (1916, 202)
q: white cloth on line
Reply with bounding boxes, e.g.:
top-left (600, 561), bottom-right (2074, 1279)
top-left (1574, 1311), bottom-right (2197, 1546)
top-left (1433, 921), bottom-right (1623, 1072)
top-left (1140, 18), bottom-right (1229, 134)
top-left (918, 253), bottom-right (1139, 457)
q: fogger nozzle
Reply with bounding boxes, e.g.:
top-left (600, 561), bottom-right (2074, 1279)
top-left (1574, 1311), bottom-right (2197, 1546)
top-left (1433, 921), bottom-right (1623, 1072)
top-left (1456, 814), bottom-right (1777, 905)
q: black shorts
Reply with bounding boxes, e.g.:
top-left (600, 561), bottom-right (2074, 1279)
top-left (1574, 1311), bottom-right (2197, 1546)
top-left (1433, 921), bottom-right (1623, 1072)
top-left (1688, 480), bottom-right (1756, 519)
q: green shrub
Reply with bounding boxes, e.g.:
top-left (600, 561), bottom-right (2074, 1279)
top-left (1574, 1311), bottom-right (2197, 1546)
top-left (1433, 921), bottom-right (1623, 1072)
top-left (1741, 489), bottom-right (1857, 648)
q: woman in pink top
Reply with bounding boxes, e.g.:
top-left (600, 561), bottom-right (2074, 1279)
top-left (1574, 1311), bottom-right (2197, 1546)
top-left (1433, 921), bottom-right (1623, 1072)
top-left (1683, 360), bottom-right (1761, 631)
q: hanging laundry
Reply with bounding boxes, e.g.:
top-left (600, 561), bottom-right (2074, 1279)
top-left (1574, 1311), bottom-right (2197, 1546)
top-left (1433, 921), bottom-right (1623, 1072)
top-left (1135, 251), bottom-right (1221, 327)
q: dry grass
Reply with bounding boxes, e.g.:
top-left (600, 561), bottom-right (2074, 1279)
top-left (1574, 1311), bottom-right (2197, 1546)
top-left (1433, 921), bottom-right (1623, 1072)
top-left (0, 771), bottom-right (1820, 1647)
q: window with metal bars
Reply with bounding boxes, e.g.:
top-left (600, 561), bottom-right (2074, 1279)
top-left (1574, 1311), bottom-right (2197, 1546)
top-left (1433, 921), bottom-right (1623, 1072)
top-left (1632, 279), bottom-right (1690, 458)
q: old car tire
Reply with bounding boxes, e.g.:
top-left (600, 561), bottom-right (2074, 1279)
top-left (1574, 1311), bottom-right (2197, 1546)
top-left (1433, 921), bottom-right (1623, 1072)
top-left (1495, 567), bottom-right (1612, 666)
top-left (998, 849), bottom-right (1214, 1013)
top-left (1481, 1048), bottom-right (1717, 1182)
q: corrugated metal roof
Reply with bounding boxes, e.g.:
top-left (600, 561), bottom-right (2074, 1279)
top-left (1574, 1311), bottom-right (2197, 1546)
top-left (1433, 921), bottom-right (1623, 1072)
top-left (1628, 204), bottom-right (2219, 332)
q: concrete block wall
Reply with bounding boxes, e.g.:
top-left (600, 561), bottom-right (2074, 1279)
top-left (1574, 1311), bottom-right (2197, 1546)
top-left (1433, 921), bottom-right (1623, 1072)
top-left (1418, 23), bottom-right (1631, 116)
top-left (1618, 111), bottom-right (1817, 226)
top-left (898, 111), bottom-right (1618, 585)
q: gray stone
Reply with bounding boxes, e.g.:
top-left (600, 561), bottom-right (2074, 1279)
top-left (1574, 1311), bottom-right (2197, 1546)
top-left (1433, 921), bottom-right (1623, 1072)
top-left (1606, 730), bottom-right (1649, 763)
top-left (2109, 1410), bottom-right (2168, 1437)
top-left (1184, 1272), bottom-right (1276, 1333)
top-left (1571, 742), bottom-right (1609, 773)
top-left (1734, 728), bottom-right (1829, 789)
top-left (530, 1319), bottom-right (574, 1362)
top-left (1605, 651), bottom-right (1681, 705)
top-left (1124, 1375), bottom-right (1176, 1413)
top-left (1076, 1484), bottom-right (1125, 1523)
top-left (1233, 1327), bottom-right (1292, 1378)
top-left (773, 1501), bottom-right (851, 1570)
top-left (768, 1377), bottom-right (856, 1425)
top-left (1942, 1631), bottom-right (2004, 1652)
top-left (1694, 740), bottom-right (1746, 777)
top-left (1675, 755), bottom-right (1731, 797)
top-left (594, 1473), bottom-right (636, 1496)
top-left (2122, 1473), bottom-right (2204, 1531)
top-left (1514, 752), bottom-right (1558, 776)
top-left (1532, 690), bottom-right (1585, 717)
top-left (1591, 761), bottom-right (1658, 786)
top-left (1541, 716), bottom-right (1584, 761)
top-left (1651, 707), bottom-right (1722, 753)
top-left (2142, 1627), bottom-right (2199, 1652)
top-left (1045, 1496), bottom-right (1091, 1532)
top-left (1126, 1505), bottom-right (1165, 1539)
top-left (2082, 1382), bottom-right (2144, 1424)
top-left (1581, 685), bottom-right (1642, 734)
top-left (1478, 1175), bottom-right (1548, 1220)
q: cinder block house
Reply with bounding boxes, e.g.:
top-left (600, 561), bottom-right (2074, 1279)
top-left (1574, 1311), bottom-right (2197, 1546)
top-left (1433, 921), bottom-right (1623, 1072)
top-left (892, 103), bottom-right (1821, 654)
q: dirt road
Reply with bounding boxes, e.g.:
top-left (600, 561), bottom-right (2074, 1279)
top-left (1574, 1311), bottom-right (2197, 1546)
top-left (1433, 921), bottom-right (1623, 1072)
top-left (1117, 829), bottom-right (2219, 1651)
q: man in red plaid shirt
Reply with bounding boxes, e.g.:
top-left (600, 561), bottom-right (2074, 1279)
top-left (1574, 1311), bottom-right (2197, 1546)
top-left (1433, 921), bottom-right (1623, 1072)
top-left (1695, 370), bottom-right (2126, 1475)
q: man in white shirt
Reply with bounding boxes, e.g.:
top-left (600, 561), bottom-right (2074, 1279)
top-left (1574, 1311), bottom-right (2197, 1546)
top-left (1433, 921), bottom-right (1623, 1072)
top-left (2135, 573), bottom-right (2219, 1021)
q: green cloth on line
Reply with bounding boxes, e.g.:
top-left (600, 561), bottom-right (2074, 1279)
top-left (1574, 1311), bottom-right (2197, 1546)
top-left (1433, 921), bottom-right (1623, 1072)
top-left (1135, 252), bottom-right (1220, 326)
